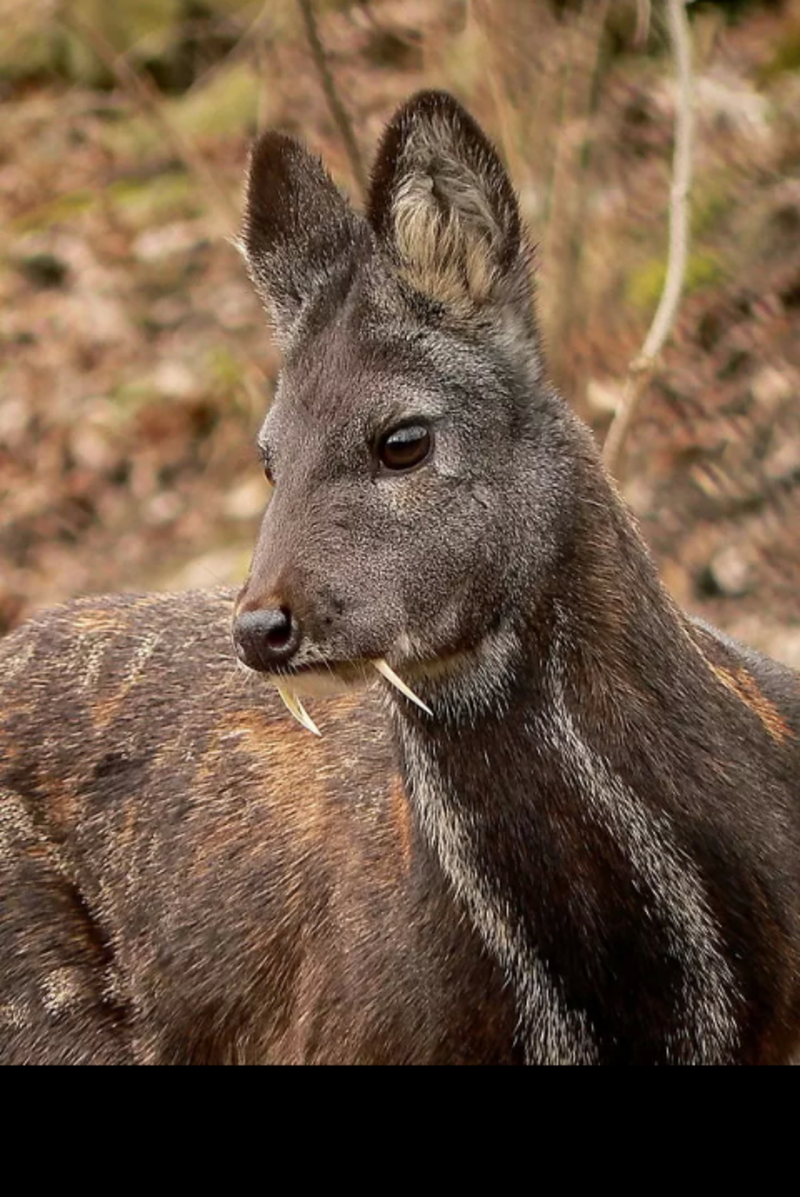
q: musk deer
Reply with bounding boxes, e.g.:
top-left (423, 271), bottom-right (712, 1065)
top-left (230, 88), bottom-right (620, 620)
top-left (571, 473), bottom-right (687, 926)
top-left (2, 92), bottom-right (799, 1067)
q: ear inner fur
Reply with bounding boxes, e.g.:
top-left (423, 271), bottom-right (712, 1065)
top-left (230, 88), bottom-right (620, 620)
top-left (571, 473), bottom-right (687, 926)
top-left (368, 91), bottom-right (526, 312)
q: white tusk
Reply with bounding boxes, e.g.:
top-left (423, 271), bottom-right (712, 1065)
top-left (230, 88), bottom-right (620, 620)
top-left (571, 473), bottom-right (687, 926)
top-left (275, 683), bottom-right (322, 737)
top-left (373, 659), bottom-right (433, 717)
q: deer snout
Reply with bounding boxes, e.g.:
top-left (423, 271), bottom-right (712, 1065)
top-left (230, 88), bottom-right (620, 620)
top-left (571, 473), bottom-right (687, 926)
top-left (233, 602), bottom-right (302, 672)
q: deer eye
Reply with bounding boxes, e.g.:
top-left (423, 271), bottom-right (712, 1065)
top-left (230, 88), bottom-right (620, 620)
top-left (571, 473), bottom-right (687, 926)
top-left (378, 425), bottom-right (432, 473)
top-left (259, 446), bottom-right (275, 486)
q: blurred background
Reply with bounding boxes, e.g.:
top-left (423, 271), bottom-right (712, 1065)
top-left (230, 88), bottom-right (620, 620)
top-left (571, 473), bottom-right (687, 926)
top-left (0, 0), bottom-right (798, 663)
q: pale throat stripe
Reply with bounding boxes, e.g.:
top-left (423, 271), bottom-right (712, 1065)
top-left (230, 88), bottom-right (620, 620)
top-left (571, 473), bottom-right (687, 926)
top-left (399, 724), bottom-right (598, 1067)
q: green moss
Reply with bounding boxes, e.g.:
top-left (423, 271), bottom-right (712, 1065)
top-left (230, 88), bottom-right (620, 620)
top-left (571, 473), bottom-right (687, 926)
top-left (96, 114), bottom-right (162, 161)
top-left (0, 0), bottom-right (179, 85)
top-left (7, 172), bottom-right (197, 242)
top-left (626, 258), bottom-right (664, 310)
top-left (0, 0), bottom-right (255, 85)
top-left (166, 62), bottom-right (258, 140)
top-left (692, 185), bottom-right (735, 239)
top-left (686, 251), bottom-right (726, 291)
top-left (206, 345), bottom-right (245, 390)
top-left (107, 379), bottom-right (162, 418)
top-left (627, 251), bottom-right (726, 310)
top-left (108, 171), bottom-right (198, 227)
top-left (758, 26), bottom-right (800, 82)
top-left (9, 190), bottom-right (96, 235)
top-left (108, 0), bottom-right (181, 53)
top-left (0, 29), bottom-right (61, 82)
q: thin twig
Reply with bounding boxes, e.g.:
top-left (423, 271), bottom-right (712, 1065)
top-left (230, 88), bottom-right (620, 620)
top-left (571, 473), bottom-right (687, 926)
top-left (347, 1), bottom-right (385, 36)
top-left (472, 0), bottom-right (529, 187)
top-left (543, 0), bottom-right (611, 392)
top-left (603, 0), bottom-right (695, 479)
top-left (634, 0), bottom-right (653, 48)
top-left (185, 0), bottom-right (273, 99)
top-left (296, 0), bottom-right (367, 198)
top-left (58, 7), bottom-right (239, 235)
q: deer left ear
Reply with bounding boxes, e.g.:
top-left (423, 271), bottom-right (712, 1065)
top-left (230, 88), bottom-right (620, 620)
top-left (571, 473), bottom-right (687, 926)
top-left (242, 132), bottom-right (364, 344)
top-left (368, 91), bottom-right (532, 320)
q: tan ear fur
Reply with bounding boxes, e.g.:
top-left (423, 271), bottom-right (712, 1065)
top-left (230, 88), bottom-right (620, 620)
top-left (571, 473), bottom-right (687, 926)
top-left (392, 118), bottom-right (507, 311)
top-left (369, 93), bottom-right (527, 316)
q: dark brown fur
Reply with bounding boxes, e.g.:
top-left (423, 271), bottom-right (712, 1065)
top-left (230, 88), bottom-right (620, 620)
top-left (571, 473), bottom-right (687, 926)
top-left (1, 92), bottom-right (799, 1065)
top-left (0, 592), bottom-right (520, 1064)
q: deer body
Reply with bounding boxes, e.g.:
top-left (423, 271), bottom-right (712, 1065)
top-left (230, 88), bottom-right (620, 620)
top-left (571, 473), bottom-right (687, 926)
top-left (1, 93), bottom-right (799, 1065)
top-left (0, 592), bottom-right (521, 1065)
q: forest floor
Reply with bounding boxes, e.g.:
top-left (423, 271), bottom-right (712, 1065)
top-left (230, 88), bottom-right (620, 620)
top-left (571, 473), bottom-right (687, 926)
top-left (1, 0), bottom-right (798, 664)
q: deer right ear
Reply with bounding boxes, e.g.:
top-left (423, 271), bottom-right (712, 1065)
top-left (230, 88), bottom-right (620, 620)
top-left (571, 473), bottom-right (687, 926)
top-left (242, 133), bottom-right (363, 343)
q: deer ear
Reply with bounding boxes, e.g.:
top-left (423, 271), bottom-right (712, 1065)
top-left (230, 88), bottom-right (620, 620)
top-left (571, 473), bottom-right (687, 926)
top-left (242, 132), bottom-right (363, 342)
top-left (368, 91), bottom-right (531, 318)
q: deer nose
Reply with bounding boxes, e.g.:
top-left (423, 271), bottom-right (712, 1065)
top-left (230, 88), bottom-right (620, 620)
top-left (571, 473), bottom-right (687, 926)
top-left (233, 606), bottom-right (301, 672)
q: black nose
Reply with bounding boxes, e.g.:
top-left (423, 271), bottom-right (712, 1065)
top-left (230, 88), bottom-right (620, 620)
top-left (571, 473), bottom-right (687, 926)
top-left (233, 607), bottom-right (301, 671)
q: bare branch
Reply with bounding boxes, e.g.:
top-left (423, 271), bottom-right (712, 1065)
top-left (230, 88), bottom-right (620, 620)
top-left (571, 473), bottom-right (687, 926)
top-left (296, 0), bottom-right (367, 199)
top-left (634, 0), bottom-right (653, 48)
top-left (184, 1), bottom-right (274, 102)
top-left (542, 0), bottom-right (611, 391)
top-left (603, 0), bottom-right (695, 479)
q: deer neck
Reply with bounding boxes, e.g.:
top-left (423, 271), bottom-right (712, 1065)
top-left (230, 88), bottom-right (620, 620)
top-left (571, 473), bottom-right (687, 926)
top-left (391, 477), bottom-right (739, 1065)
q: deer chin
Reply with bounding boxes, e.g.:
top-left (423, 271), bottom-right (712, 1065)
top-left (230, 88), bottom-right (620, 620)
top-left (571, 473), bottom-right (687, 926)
top-left (275, 662), bottom-right (370, 699)
top-left (260, 655), bottom-right (436, 736)
top-left (257, 663), bottom-right (368, 739)
top-left (272, 658), bottom-right (432, 706)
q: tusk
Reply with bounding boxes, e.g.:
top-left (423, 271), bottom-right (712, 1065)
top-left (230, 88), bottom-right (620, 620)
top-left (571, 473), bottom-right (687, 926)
top-left (373, 659), bottom-right (433, 717)
top-left (275, 682), bottom-right (322, 737)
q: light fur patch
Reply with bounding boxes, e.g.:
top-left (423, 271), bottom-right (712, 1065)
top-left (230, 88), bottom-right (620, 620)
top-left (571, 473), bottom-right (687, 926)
top-left (389, 775), bottom-right (413, 875)
top-left (545, 653), bottom-right (740, 1064)
top-left (0, 786), bottom-right (43, 867)
top-left (394, 177), bottom-right (498, 310)
top-left (81, 635), bottom-right (111, 693)
top-left (0, 786), bottom-right (74, 921)
top-left (399, 723), bottom-right (598, 1066)
top-left (710, 663), bottom-right (793, 745)
top-left (392, 113), bottom-right (506, 311)
top-left (1, 639), bottom-right (35, 683)
top-left (0, 1000), bottom-right (31, 1032)
top-left (88, 632), bottom-right (164, 730)
top-left (71, 609), bottom-right (125, 635)
top-left (41, 967), bottom-right (85, 1017)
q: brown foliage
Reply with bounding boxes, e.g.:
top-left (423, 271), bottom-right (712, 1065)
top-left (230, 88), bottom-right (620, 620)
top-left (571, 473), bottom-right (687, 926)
top-left (0, 0), bottom-right (798, 662)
